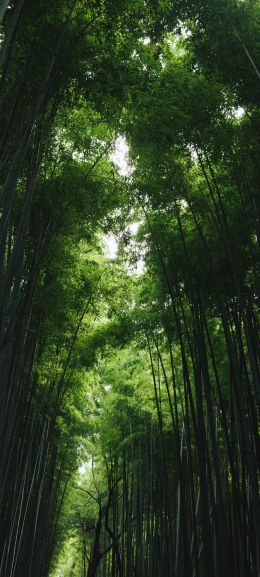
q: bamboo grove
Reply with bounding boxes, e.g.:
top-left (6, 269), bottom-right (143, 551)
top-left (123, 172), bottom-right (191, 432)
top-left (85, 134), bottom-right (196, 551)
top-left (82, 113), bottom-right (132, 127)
top-left (0, 1), bottom-right (259, 577)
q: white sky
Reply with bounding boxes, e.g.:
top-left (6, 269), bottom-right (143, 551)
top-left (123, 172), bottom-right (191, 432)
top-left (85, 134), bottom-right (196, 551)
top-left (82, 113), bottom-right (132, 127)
top-left (78, 459), bottom-right (92, 477)
top-left (141, 36), bottom-right (151, 45)
top-left (105, 137), bottom-right (145, 275)
top-left (104, 228), bottom-right (145, 276)
top-left (110, 135), bottom-right (133, 177)
top-left (104, 233), bottom-right (118, 259)
top-left (234, 106), bottom-right (245, 119)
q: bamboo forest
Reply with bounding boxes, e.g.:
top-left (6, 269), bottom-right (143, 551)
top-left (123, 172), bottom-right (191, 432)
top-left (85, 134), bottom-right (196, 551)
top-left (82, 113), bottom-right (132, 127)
top-left (0, 1), bottom-right (260, 576)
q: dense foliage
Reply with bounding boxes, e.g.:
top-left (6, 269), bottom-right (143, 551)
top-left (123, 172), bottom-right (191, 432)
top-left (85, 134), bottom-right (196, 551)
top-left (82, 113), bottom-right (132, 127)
top-left (0, 2), bottom-right (259, 577)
